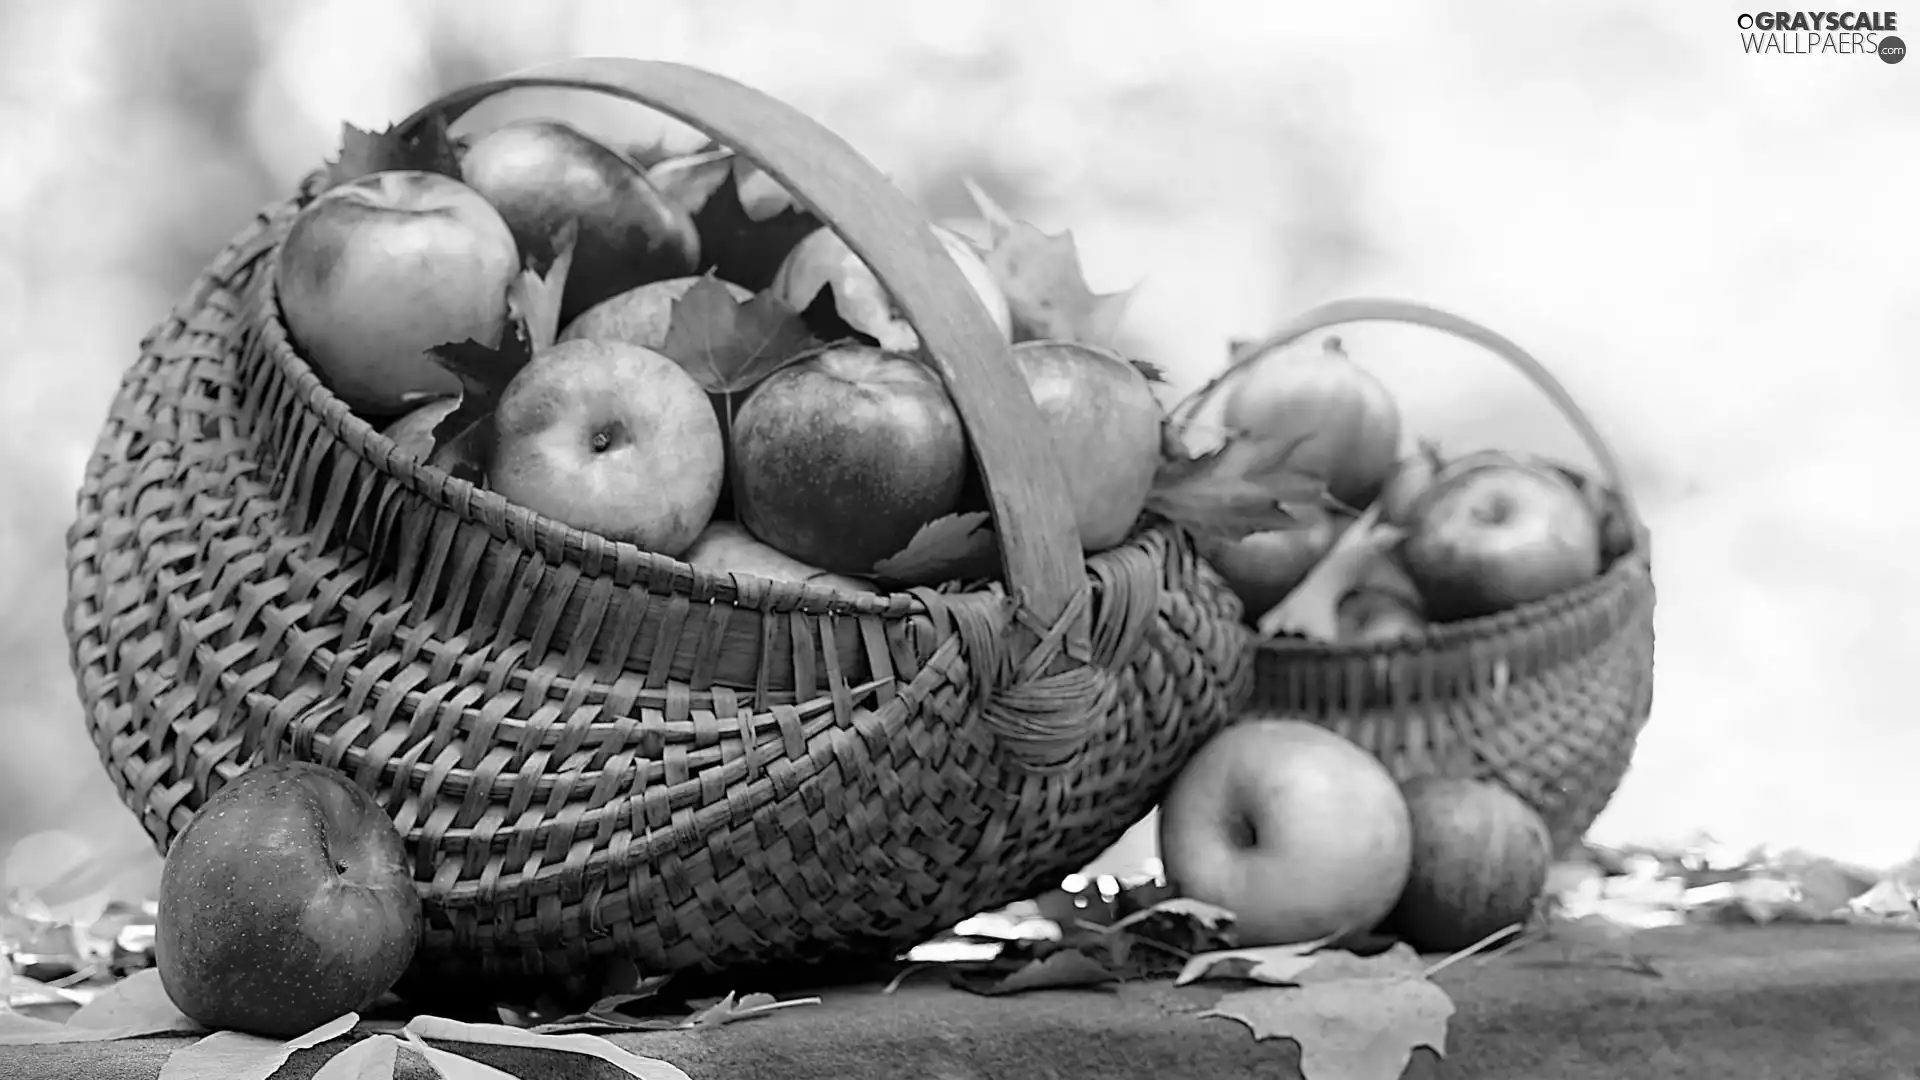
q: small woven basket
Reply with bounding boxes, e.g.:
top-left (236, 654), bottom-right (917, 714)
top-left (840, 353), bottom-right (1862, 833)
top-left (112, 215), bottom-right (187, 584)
top-left (62, 59), bottom-right (1251, 988)
top-left (1208, 300), bottom-right (1656, 854)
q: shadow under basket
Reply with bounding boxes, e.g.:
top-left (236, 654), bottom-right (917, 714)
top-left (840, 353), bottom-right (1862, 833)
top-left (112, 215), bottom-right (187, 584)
top-left (1222, 300), bottom-right (1658, 855)
top-left (61, 59), bottom-right (1252, 991)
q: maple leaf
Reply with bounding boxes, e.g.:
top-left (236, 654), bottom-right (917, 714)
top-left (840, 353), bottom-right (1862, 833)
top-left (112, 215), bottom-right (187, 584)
top-left (321, 114), bottom-right (464, 194)
top-left (1258, 505), bottom-right (1407, 639)
top-left (1174, 940), bottom-right (1331, 987)
top-left (950, 949), bottom-right (1122, 996)
top-left (403, 1015), bottom-right (693, 1079)
top-left (657, 277), bottom-right (821, 405)
top-left (963, 178), bottom-right (1136, 347)
top-left (869, 511), bottom-right (1000, 586)
top-left (155, 1012), bottom-right (358, 1080)
top-left (1146, 425), bottom-right (1345, 542)
top-left (1203, 977), bottom-right (1456, 1080)
top-left (647, 149), bottom-right (822, 293)
top-left (422, 225), bottom-right (577, 473)
top-left (683, 991), bottom-right (820, 1028)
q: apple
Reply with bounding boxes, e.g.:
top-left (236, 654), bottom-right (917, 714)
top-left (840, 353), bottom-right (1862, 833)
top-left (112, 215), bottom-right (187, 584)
top-left (1011, 340), bottom-right (1162, 554)
top-left (275, 170), bottom-right (520, 418)
top-left (459, 119), bottom-right (701, 326)
top-left (1386, 776), bottom-right (1553, 953)
top-left (771, 224), bottom-right (1012, 353)
top-left (731, 344), bottom-right (968, 575)
top-left (155, 760), bottom-right (421, 1038)
top-left (489, 339), bottom-right (724, 556)
top-left (1158, 719), bottom-right (1412, 947)
top-left (683, 521), bottom-right (879, 595)
top-left (1399, 462), bottom-right (1602, 621)
top-left (1198, 519), bottom-right (1343, 626)
top-left (559, 275), bottom-right (753, 351)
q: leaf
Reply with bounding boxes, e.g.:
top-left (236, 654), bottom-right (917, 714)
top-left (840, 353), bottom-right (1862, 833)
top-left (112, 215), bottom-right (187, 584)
top-left (869, 511), bottom-right (999, 585)
top-left (963, 178), bottom-right (1135, 347)
top-left (951, 949), bottom-right (1122, 996)
top-left (683, 991), bottom-right (821, 1028)
top-left (403, 1015), bottom-right (694, 1080)
top-left (1175, 941), bottom-right (1329, 987)
top-left (648, 148), bottom-right (822, 292)
top-left (646, 147), bottom-right (737, 213)
top-left (1128, 357), bottom-right (1168, 384)
top-left (1202, 977), bottom-right (1456, 1080)
top-left (158, 1012), bottom-right (358, 1080)
top-left (323, 115), bottom-right (464, 193)
top-left (1147, 426), bottom-right (1343, 542)
top-left (67, 968), bottom-right (197, 1031)
top-left (1106, 898), bottom-right (1236, 937)
top-left (402, 1036), bottom-right (521, 1080)
top-left (657, 277), bottom-right (820, 397)
top-left (1292, 944), bottom-right (1428, 984)
top-left (512, 219), bottom-right (576, 344)
top-left (1258, 505), bottom-right (1406, 640)
top-left (312, 1034), bottom-right (400, 1080)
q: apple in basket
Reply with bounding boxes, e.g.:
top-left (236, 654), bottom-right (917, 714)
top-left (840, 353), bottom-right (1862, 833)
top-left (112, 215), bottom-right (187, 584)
top-left (1011, 340), bottom-right (1164, 553)
top-left (488, 338), bottom-right (725, 557)
top-left (730, 343), bottom-right (969, 575)
top-left (275, 170), bottom-right (521, 418)
top-left (1385, 776), bottom-right (1554, 953)
top-left (155, 760), bottom-right (422, 1038)
top-left (559, 275), bottom-right (753, 351)
top-left (459, 118), bottom-right (701, 327)
top-left (1398, 457), bottom-right (1603, 621)
top-left (683, 521), bottom-right (877, 595)
top-left (1158, 720), bottom-right (1413, 946)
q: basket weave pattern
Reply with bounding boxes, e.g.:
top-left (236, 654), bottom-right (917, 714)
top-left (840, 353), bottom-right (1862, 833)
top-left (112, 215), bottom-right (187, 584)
top-left (64, 117), bottom-right (1252, 980)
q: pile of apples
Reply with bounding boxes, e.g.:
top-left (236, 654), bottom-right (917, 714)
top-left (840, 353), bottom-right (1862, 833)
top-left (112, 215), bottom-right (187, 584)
top-left (1187, 336), bottom-right (1636, 642)
top-left (275, 117), bottom-right (1174, 590)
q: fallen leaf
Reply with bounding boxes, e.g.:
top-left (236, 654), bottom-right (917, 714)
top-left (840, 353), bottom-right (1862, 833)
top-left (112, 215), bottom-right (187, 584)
top-left (158, 1012), bottom-right (357, 1080)
top-left (312, 1034), bottom-right (400, 1080)
top-left (1175, 943), bottom-right (1324, 987)
top-left (404, 1015), bottom-right (693, 1080)
top-left (402, 1035), bottom-right (521, 1080)
top-left (684, 991), bottom-right (821, 1028)
top-left (656, 276), bottom-right (820, 398)
top-left (1106, 898), bottom-right (1237, 937)
top-left (66, 968), bottom-right (197, 1031)
top-left (1258, 506), bottom-right (1405, 639)
top-left (963, 178), bottom-right (1135, 346)
top-left (322, 116), bottom-right (464, 194)
top-left (1147, 426), bottom-right (1342, 542)
top-left (951, 949), bottom-right (1121, 996)
top-left (1292, 944), bottom-right (1428, 983)
top-left (1202, 977), bottom-right (1455, 1080)
top-left (648, 148), bottom-right (822, 292)
top-left (869, 511), bottom-right (999, 585)
top-left (1850, 879), bottom-right (1918, 919)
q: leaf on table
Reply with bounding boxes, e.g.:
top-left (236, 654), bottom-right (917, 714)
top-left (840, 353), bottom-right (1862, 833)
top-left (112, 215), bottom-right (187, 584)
top-left (657, 277), bottom-right (821, 398)
top-left (1175, 939), bottom-right (1332, 987)
top-left (1292, 944), bottom-right (1427, 984)
top-left (963, 177), bottom-right (1136, 347)
top-left (67, 968), bottom-right (198, 1031)
top-left (312, 1034), bottom-right (400, 1080)
top-left (157, 1012), bottom-right (358, 1080)
top-left (1107, 898), bottom-right (1236, 937)
top-left (1258, 505), bottom-right (1405, 640)
top-left (950, 948), bottom-right (1122, 996)
top-left (1849, 879), bottom-right (1919, 919)
top-left (1147, 426), bottom-right (1343, 543)
top-left (1100, 898), bottom-right (1239, 963)
top-left (684, 990), bottom-right (821, 1028)
top-left (403, 1015), bottom-right (693, 1080)
top-left (1202, 977), bottom-right (1455, 1080)
top-left (322, 115), bottom-right (464, 193)
top-left (402, 1036), bottom-right (521, 1080)
top-left (870, 511), bottom-right (999, 585)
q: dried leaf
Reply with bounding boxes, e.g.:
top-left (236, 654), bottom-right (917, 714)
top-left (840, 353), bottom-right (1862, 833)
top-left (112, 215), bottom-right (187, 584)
top-left (158, 1012), bottom-right (357, 1080)
top-left (512, 219), bottom-right (576, 345)
top-left (869, 511), bottom-right (999, 585)
top-left (404, 1015), bottom-right (693, 1080)
top-left (951, 949), bottom-right (1121, 996)
top-left (684, 991), bottom-right (821, 1028)
top-left (657, 277), bottom-right (820, 397)
top-left (322, 116), bottom-right (464, 193)
top-left (1106, 898), bottom-right (1236, 937)
top-left (1147, 427), bottom-right (1342, 542)
top-left (649, 149), bottom-right (822, 293)
top-left (1258, 506), bottom-right (1405, 640)
top-left (1128, 357), bottom-right (1168, 384)
top-left (402, 1036), bottom-right (521, 1080)
top-left (963, 178), bottom-right (1135, 346)
top-left (312, 1034), bottom-right (400, 1080)
top-left (67, 968), bottom-right (197, 1031)
top-left (1292, 944), bottom-right (1427, 984)
top-left (645, 148), bottom-right (736, 214)
top-left (1202, 977), bottom-right (1455, 1080)
top-left (1175, 942), bottom-right (1327, 987)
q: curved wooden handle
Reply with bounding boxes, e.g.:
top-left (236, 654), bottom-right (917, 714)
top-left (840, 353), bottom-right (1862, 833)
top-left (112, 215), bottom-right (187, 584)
top-left (392, 57), bottom-right (1088, 627)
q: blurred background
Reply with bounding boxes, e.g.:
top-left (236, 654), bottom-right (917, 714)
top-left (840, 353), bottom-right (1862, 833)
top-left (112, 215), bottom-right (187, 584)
top-left (2, 0), bottom-right (1915, 901)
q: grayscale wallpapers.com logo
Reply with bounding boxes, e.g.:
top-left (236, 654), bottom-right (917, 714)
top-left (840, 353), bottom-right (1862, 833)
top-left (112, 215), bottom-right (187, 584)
top-left (1736, 10), bottom-right (1906, 61)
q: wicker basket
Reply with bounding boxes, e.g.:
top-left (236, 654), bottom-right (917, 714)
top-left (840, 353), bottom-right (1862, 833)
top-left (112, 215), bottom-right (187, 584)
top-left (1204, 299), bottom-right (1656, 854)
top-left (62, 58), bottom-right (1251, 988)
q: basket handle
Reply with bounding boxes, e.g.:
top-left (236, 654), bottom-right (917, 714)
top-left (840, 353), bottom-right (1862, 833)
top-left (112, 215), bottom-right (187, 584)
top-left (1173, 297), bottom-right (1643, 529)
top-left (389, 57), bottom-right (1090, 635)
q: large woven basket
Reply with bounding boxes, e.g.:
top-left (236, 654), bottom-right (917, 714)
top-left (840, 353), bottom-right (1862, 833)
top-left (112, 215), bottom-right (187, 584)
top-left (1216, 300), bottom-right (1656, 854)
top-left (62, 58), bottom-right (1250, 989)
